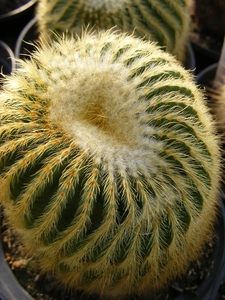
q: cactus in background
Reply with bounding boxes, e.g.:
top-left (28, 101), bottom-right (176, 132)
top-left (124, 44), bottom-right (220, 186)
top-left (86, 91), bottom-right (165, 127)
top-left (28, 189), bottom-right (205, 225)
top-left (36, 0), bottom-right (193, 63)
top-left (0, 30), bottom-right (221, 298)
top-left (209, 83), bottom-right (225, 140)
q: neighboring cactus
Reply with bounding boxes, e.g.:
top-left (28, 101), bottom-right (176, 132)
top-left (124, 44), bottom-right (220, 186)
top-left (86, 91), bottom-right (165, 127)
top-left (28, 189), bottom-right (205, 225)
top-left (0, 30), bottom-right (221, 298)
top-left (36, 0), bottom-right (193, 63)
top-left (209, 82), bottom-right (225, 140)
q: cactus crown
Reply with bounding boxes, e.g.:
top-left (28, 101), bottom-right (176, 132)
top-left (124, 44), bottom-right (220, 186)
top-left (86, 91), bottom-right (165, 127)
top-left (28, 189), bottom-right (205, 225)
top-left (36, 0), bottom-right (193, 62)
top-left (0, 31), bottom-right (221, 298)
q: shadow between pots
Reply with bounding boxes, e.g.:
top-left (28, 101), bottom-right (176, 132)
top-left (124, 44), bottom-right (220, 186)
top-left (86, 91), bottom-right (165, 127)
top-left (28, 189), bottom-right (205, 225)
top-left (0, 40), bottom-right (15, 78)
top-left (196, 63), bottom-right (218, 88)
top-left (14, 17), bottom-right (38, 62)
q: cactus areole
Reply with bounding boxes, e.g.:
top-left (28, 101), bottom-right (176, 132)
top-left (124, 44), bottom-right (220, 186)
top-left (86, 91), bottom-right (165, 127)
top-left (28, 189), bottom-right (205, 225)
top-left (0, 31), bottom-right (221, 297)
top-left (36, 0), bottom-right (193, 62)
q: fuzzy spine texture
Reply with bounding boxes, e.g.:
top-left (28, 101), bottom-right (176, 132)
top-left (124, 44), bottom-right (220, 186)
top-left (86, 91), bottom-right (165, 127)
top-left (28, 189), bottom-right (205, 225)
top-left (0, 31), bottom-right (221, 297)
top-left (36, 0), bottom-right (193, 63)
top-left (210, 81), bottom-right (225, 141)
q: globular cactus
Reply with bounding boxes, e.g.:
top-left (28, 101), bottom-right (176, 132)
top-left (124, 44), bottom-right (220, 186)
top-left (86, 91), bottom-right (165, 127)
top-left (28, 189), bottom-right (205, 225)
top-left (0, 30), bottom-right (221, 298)
top-left (36, 0), bottom-right (193, 63)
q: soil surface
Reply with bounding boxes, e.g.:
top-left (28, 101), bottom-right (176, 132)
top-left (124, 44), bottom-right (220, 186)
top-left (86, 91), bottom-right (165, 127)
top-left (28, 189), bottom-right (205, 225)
top-left (189, 11), bottom-right (223, 62)
top-left (0, 0), bottom-right (30, 15)
top-left (1, 216), bottom-right (225, 300)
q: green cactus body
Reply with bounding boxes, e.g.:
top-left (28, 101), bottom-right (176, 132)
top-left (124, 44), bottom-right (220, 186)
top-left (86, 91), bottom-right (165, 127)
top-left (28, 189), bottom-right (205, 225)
top-left (36, 0), bottom-right (193, 63)
top-left (0, 31), bottom-right (221, 297)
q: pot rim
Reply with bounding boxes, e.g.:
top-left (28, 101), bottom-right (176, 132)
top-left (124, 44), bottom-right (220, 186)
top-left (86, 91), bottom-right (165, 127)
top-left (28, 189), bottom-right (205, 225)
top-left (0, 0), bottom-right (37, 23)
top-left (196, 63), bottom-right (218, 84)
top-left (0, 40), bottom-right (16, 74)
top-left (14, 17), bottom-right (37, 61)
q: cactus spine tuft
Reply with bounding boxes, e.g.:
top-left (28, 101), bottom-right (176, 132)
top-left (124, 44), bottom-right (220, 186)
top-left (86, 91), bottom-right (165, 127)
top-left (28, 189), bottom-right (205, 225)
top-left (0, 31), bottom-right (221, 297)
top-left (209, 81), bottom-right (225, 140)
top-left (36, 0), bottom-right (193, 63)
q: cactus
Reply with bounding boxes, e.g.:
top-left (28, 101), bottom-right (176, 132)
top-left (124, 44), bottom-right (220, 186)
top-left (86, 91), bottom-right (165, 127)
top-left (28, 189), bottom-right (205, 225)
top-left (0, 30), bottom-right (221, 298)
top-left (209, 82), bottom-right (225, 140)
top-left (36, 0), bottom-right (193, 63)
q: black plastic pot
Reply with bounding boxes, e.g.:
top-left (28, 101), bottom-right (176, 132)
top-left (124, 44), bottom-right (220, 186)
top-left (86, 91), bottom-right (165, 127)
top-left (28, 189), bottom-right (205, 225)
top-left (0, 236), bottom-right (34, 300)
top-left (196, 63), bottom-right (218, 87)
top-left (14, 17), bottom-right (38, 60)
top-left (185, 42), bottom-right (196, 73)
top-left (14, 18), bottom-right (196, 72)
top-left (191, 42), bottom-right (219, 76)
top-left (191, 40), bottom-right (221, 62)
top-left (174, 195), bottom-right (225, 300)
top-left (0, 0), bottom-right (37, 51)
top-left (0, 40), bottom-right (15, 76)
top-left (1, 196), bottom-right (225, 300)
top-left (0, 0), bottom-right (37, 30)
